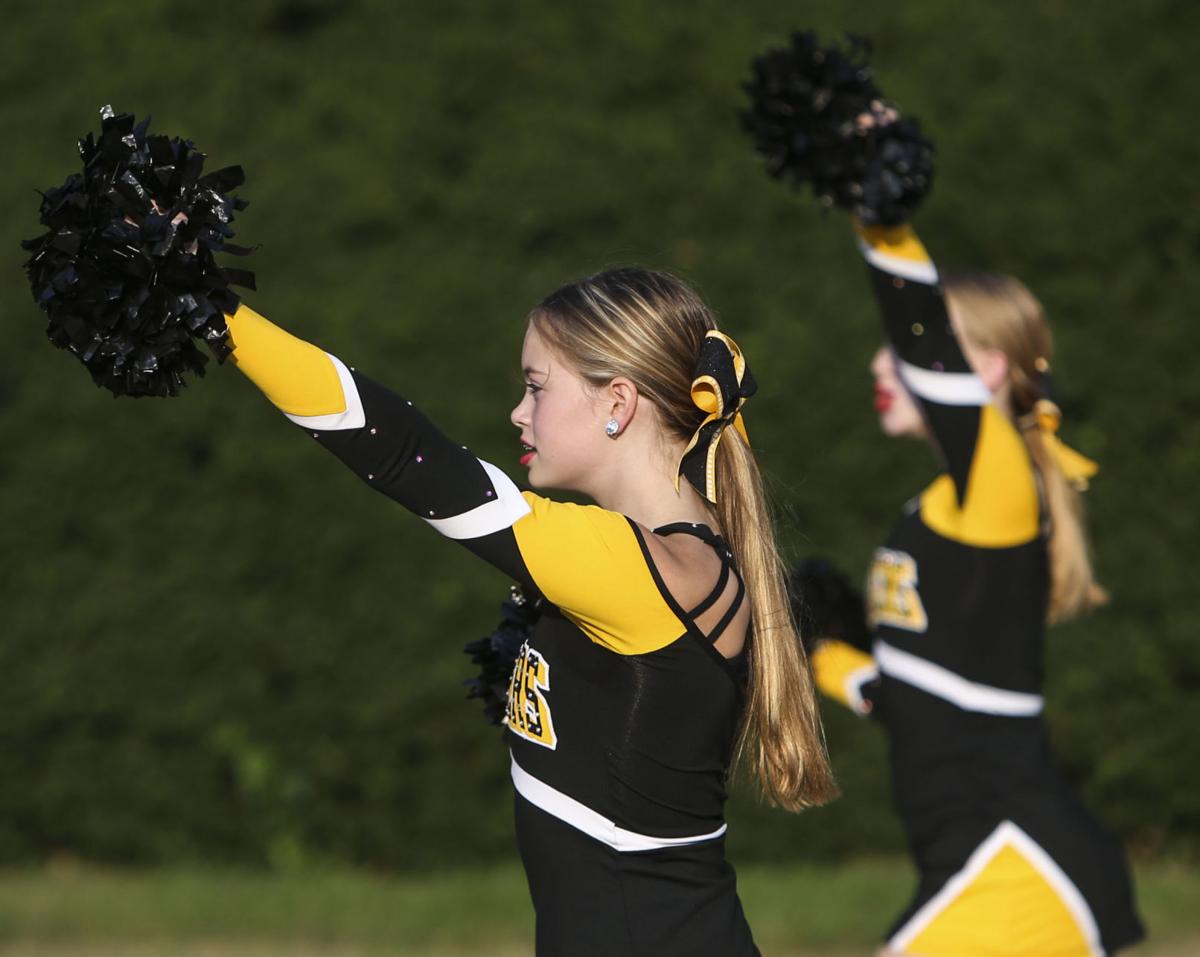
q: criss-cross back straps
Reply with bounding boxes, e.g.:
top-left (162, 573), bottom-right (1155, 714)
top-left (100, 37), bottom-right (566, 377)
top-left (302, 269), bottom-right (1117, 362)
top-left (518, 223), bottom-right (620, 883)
top-left (653, 522), bottom-right (747, 645)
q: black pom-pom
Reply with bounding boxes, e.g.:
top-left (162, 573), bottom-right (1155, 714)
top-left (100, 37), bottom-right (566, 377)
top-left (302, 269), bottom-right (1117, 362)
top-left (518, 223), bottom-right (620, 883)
top-left (790, 557), bottom-right (871, 654)
top-left (464, 585), bottom-right (541, 727)
top-left (21, 106), bottom-right (255, 397)
top-left (740, 31), bottom-right (934, 225)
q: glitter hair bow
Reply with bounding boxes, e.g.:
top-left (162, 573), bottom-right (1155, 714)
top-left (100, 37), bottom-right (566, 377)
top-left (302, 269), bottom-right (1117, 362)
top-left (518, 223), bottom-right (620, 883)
top-left (1027, 398), bottom-right (1099, 491)
top-left (676, 331), bottom-right (757, 504)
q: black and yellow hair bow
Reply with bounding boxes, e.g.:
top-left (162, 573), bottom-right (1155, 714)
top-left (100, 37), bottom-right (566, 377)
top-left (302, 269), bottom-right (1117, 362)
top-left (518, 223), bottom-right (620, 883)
top-left (676, 331), bottom-right (757, 504)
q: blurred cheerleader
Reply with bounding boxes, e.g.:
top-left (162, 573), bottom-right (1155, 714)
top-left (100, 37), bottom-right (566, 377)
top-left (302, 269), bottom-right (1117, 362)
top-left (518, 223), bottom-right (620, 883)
top-left (739, 33), bottom-right (1145, 954)
top-left (803, 222), bottom-right (1145, 955)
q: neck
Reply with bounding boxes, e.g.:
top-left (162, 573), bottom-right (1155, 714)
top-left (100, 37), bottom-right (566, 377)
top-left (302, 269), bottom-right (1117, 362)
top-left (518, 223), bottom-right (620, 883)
top-left (590, 434), bottom-right (715, 531)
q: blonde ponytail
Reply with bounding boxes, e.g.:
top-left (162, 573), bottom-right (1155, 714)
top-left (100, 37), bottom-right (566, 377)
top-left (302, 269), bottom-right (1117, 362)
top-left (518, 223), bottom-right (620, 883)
top-left (944, 273), bottom-right (1106, 623)
top-left (1018, 400), bottom-right (1108, 622)
top-left (716, 431), bottom-right (838, 810)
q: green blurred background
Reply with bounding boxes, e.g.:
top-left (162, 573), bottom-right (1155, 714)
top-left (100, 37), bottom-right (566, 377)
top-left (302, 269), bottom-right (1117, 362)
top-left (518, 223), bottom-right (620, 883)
top-left (1, 0), bottom-right (1197, 882)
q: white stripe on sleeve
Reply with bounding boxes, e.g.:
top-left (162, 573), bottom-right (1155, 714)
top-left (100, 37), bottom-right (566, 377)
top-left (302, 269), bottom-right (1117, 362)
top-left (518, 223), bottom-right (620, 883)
top-left (858, 239), bottom-right (940, 285)
top-left (423, 460), bottom-right (532, 540)
top-left (897, 358), bottom-right (992, 407)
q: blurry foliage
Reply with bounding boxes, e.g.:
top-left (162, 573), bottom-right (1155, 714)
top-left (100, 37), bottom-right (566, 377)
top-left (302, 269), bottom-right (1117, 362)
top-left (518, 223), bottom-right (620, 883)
top-left (1, 0), bottom-right (1197, 868)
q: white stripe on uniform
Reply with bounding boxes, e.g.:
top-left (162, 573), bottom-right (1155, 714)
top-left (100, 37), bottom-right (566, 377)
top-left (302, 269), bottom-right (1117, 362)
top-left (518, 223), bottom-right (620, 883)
top-left (424, 460), bottom-right (532, 540)
top-left (897, 359), bottom-right (992, 407)
top-left (511, 754), bottom-right (727, 853)
top-left (874, 640), bottom-right (1044, 716)
top-left (858, 239), bottom-right (940, 285)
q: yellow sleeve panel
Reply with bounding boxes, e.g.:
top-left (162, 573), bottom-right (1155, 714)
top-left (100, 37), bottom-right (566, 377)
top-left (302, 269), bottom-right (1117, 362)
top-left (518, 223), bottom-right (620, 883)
top-left (856, 222), bottom-right (933, 265)
top-left (224, 305), bottom-right (347, 417)
top-left (512, 493), bottom-right (688, 656)
top-left (810, 640), bottom-right (878, 715)
top-left (920, 404), bottom-right (1040, 548)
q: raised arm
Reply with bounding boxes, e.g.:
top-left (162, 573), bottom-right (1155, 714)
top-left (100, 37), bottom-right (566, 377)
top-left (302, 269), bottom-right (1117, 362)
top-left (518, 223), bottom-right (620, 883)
top-left (856, 223), bottom-right (985, 502)
top-left (855, 226), bottom-right (1039, 546)
top-left (226, 305), bottom-right (687, 654)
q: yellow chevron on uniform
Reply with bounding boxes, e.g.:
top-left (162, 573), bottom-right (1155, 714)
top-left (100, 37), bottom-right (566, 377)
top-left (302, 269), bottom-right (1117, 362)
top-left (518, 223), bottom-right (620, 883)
top-left (904, 842), bottom-right (1094, 956)
top-left (919, 405), bottom-right (1040, 548)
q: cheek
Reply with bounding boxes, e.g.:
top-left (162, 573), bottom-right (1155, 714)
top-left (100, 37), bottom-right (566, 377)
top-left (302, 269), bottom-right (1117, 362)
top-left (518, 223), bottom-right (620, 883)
top-left (886, 388), bottom-right (926, 437)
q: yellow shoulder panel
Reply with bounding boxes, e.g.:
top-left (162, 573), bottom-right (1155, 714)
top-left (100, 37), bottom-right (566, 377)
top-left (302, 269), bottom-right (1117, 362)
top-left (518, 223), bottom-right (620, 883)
top-left (225, 305), bottom-right (347, 417)
top-left (920, 404), bottom-right (1040, 548)
top-left (856, 222), bottom-right (932, 264)
top-left (513, 494), bottom-right (687, 656)
top-left (810, 640), bottom-right (876, 713)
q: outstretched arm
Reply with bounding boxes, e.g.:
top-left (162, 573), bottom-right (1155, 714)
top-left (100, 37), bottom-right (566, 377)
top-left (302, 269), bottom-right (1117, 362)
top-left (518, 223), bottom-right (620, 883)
top-left (225, 305), bottom-right (687, 655)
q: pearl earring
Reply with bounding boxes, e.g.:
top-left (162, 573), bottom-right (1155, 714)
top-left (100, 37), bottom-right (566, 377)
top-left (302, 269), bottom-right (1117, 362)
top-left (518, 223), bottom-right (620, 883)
top-left (604, 418), bottom-right (620, 438)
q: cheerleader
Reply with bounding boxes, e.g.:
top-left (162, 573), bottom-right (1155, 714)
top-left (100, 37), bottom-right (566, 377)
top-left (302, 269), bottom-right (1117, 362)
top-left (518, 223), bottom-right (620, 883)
top-left (819, 230), bottom-right (1145, 957)
top-left (22, 119), bottom-right (836, 951)
top-left (742, 35), bottom-right (1145, 956)
top-left (229, 272), bottom-right (841, 954)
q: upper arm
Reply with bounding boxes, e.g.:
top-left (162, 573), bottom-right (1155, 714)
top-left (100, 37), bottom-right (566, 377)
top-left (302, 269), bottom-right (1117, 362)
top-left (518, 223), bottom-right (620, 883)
top-left (511, 496), bottom-right (687, 655)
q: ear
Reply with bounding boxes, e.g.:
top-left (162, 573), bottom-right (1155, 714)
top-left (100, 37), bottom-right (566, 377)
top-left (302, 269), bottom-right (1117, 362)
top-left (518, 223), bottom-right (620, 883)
top-left (606, 377), bottom-right (640, 431)
top-left (975, 347), bottom-right (1009, 393)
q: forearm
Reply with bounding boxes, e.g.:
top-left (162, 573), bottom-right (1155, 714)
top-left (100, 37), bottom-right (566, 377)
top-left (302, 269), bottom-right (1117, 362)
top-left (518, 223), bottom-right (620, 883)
top-left (855, 223), bottom-right (987, 498)
top-left (224, 304), bottom-right (532, 558)
top-left (226, 304), bottom-right (349, 418)
top-left (810, 640), bottom-right (879, 717)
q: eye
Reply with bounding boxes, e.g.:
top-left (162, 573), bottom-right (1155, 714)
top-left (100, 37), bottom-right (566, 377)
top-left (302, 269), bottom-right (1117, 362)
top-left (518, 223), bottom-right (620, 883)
top-left (524, 381), bottom-right (543, 395)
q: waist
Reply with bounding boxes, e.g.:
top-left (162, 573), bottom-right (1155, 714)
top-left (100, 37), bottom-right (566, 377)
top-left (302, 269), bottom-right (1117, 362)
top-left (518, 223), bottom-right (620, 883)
top-left (874, 640), bottom-right (1043, 716)
top-left (510, 753), bottom-right (727, 853)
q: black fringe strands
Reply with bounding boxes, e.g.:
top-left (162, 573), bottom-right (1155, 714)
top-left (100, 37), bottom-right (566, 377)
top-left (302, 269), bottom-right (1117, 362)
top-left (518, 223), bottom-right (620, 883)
top-left (21, 106), bottom-right (255, 397)
top-left (740, 31), bottom-right (934, 226)
top-left (464, 585), bottom-right (541, 727)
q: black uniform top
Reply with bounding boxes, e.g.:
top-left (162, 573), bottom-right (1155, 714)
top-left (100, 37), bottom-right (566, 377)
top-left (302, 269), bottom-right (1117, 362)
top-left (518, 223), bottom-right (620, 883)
top-left (225, 305), bottom-right (759, 956)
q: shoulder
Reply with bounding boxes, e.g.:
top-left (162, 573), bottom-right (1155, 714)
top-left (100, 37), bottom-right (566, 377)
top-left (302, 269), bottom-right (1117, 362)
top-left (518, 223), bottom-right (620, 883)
top-left (920, 404), bottom-right (1041, 547)
top-left (637, 528), bottom-right (728, 614)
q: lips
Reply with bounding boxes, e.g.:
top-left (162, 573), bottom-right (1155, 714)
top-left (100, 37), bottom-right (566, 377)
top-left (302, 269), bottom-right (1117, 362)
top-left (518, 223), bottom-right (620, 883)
top-left (519, 442), bottom-right (536, 466)
top-left (874, 385), bottom-right (893, 413)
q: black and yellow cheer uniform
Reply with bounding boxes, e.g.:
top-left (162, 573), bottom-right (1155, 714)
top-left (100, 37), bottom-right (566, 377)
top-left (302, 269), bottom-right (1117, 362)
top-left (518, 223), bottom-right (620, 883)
top-left (225, 307), bottom-right (759, 957)
top-left (809, 226), bottom-right (1143, 956)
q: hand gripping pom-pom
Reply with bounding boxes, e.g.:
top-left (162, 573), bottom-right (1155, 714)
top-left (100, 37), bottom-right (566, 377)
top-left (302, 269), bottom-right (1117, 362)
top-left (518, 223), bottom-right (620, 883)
top-left (21, 106), bottom-right (255, 397)
top-left (740, 31), bottom-right (935, 226)
top-left (464, 585), bottom-right (542, 727)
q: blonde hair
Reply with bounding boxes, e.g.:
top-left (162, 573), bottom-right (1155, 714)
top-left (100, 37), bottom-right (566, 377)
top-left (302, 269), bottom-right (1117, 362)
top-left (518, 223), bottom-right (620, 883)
top-left (531, 267), bottom-right (836, 811)
top-left (944, 272), bottom-right (1106, 622)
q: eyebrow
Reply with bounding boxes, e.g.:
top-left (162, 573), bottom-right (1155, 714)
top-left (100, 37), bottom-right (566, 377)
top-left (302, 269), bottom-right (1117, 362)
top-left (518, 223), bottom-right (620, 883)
top-left (523, 366), bottom-right (549, 379)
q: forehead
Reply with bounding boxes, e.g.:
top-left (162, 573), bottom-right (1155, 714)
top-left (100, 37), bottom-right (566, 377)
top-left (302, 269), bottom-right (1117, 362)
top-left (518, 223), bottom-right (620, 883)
top-left (521, 322), bottom-right (567, 377)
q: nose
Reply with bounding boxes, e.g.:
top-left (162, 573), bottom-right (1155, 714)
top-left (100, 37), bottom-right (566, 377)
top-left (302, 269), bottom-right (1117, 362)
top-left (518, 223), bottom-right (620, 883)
top-left (870, 345), bottom-right (893, 379)
top-left (511, 391), bottom-right (530, 430)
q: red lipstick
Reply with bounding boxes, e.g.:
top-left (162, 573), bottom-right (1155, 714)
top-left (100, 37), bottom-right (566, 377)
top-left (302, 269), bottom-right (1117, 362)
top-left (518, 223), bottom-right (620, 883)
top-left (874, 385), bottom-right (893, 413)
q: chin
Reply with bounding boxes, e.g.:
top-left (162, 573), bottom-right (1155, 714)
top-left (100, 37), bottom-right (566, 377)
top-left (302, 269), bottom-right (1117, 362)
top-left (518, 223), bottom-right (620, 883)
top-left (878, 411), bottom-right (926, 439)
